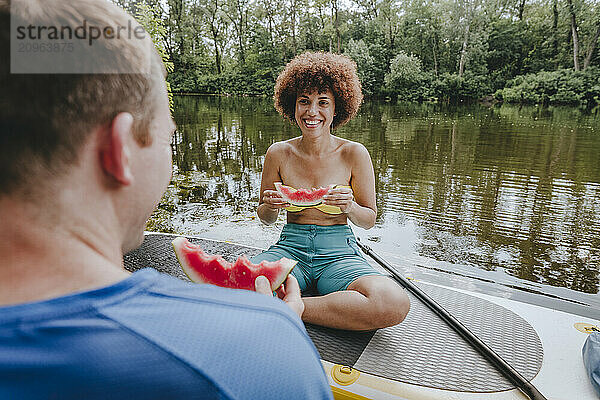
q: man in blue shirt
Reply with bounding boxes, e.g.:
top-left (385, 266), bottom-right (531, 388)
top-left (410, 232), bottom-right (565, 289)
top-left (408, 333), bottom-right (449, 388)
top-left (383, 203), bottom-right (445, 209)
top-left (0, 1), bottom-right (332, 399)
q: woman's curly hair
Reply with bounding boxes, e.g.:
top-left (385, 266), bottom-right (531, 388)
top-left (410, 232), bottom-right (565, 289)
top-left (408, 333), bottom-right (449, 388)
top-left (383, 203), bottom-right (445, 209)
top-left (273, 52), bottom-right (363, 130)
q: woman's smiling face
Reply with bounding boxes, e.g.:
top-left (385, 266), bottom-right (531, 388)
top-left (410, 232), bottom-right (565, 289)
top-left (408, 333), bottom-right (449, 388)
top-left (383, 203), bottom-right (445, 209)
top-left (295, 88), bottom-right (336, 136)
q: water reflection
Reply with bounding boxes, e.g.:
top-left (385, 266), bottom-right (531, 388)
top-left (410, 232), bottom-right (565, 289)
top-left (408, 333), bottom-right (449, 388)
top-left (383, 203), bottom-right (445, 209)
top-left (148, 95), bottom-right (600, 303)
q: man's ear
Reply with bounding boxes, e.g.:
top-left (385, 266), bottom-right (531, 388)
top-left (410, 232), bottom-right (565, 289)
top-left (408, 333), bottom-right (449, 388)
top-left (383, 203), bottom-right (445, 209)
top-left (100, 112), bottom-right (135, 185)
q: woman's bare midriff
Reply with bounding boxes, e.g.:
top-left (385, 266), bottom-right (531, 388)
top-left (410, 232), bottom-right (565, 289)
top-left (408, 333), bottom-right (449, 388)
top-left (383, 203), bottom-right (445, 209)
top-left (286, 208), bottom-right (348, 226)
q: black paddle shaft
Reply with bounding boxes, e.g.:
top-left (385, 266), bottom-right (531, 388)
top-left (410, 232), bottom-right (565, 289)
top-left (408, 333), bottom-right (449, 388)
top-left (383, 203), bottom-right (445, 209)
top-left (356, 238), bottom-right (548, 400)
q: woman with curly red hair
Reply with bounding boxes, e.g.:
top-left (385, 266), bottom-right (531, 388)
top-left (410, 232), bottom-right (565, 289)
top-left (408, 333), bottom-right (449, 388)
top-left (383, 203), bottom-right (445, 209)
top-left (252, 52), bottom-right (410, 330)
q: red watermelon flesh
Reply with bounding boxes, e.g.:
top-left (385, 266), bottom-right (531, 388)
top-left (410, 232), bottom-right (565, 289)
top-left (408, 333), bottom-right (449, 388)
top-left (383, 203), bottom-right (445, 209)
top-left (274, 182), bottom-right (335, 206)
top-left (172, 237), bottom-right (296, 291)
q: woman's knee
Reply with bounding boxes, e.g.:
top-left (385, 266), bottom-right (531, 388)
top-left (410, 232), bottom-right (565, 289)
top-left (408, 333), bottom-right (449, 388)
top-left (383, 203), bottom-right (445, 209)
top-left (373, 283), bottom-right (409, 327)
top-left (350, 276), bottom-right (410, 328)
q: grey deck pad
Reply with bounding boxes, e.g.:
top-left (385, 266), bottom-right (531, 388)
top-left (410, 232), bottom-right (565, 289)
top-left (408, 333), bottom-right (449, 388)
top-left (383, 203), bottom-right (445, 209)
top-left (124, 233), bottom-right (543, 393)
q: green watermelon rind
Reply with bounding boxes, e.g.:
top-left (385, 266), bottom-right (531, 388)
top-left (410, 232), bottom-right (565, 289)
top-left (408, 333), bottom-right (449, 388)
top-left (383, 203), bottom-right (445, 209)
top-left (270, 258), bottom-right (296, 290)
top-left (274, 182), bottom-right (335, 207)
top-left (172, 236), bottom-right (208, 284)
top-left (172, 236), bottom-right (297, 291)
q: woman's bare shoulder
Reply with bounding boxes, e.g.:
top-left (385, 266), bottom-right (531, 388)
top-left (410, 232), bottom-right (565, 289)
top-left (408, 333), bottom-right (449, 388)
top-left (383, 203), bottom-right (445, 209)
top-left (338, 138), bottom-right (370, 159)
top-left (266, 138), bottom-right (299, 158)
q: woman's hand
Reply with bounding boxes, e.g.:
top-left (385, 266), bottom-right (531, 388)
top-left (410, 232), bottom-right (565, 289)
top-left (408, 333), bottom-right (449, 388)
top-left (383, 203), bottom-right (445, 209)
top-left (261, 190), bottom-right (290, 210)
top-left (323, 187), bottom-right (355, 214)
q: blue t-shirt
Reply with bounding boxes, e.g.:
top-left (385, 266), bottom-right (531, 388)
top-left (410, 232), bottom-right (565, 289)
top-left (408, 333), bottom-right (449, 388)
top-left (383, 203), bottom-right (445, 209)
top-left (583, 331), bottom-right (600, 396)
top-left (0, 269), bottom-right (333, 400)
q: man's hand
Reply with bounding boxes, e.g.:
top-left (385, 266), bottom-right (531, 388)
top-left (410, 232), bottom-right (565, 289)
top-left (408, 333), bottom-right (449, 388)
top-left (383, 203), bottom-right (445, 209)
top-left (255, 275), bottom-right (304, 318)
top-left (274, 275), bottom-right (304, 318)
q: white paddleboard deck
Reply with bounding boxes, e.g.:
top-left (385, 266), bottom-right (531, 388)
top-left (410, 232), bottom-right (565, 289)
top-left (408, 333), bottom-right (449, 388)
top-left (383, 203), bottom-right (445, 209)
top-left (323, 282), bottom-right (599, 399)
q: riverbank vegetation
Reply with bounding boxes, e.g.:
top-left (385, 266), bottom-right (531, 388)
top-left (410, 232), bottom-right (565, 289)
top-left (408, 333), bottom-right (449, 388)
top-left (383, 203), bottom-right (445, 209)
top-left (117, 0), bottom-right (600, 107)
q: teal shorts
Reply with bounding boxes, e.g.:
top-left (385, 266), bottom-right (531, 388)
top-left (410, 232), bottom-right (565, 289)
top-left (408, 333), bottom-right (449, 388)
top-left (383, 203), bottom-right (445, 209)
top-left (250, 223), bottom-right (383, 295)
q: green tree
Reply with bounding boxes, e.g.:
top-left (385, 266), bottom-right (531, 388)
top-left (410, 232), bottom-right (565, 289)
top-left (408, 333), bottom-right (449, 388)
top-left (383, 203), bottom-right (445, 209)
top-left (385, 51), bottom-right (424, 100)
top-left (345, 39), bottom-right (381, 97)
top-left (130, 1), bottom-right (175, 109)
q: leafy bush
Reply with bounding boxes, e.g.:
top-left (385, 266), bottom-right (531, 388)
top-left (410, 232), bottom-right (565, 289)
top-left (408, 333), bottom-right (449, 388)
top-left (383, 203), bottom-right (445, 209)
top-left (384, 51), bottom-right (424, 101)
top-left (383, 51), bottom-right (491, 103)
top-left (497, 68), bottom-right (600, 108)
top-left (168, 69), bottom-right (277, 96)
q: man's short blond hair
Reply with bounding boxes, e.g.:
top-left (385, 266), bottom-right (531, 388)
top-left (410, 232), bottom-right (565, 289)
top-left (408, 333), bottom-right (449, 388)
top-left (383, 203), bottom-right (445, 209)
top-left (0, 0), bottom-right (165, 196)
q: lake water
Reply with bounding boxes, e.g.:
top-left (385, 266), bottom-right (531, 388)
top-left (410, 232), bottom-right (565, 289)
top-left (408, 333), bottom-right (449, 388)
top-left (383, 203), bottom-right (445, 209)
top-left (148, 95), bottom-right (600, 317)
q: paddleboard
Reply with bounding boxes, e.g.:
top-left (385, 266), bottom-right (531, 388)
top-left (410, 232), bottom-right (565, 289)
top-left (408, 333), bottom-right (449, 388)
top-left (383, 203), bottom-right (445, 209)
top-left (124, 232), bottom-right (600, 400)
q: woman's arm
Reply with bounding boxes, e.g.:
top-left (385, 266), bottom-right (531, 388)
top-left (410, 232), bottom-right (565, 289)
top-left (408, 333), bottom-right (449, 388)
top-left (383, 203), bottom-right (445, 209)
top-left (324, 143), bottom-right (377, 229)
top-left (257, 144), bottom-right (290, 225)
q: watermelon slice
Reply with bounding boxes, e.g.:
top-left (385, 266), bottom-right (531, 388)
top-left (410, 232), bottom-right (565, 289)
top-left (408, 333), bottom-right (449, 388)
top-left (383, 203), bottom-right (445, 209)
top-left (274, 182), bottom-right (335, 207)
top-left (172, 237), bottom-right (296, 291)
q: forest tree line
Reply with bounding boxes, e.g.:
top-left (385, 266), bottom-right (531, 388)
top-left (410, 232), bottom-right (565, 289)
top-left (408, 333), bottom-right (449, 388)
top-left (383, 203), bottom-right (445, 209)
top-left (116, 0), bottom-right (600, 107)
